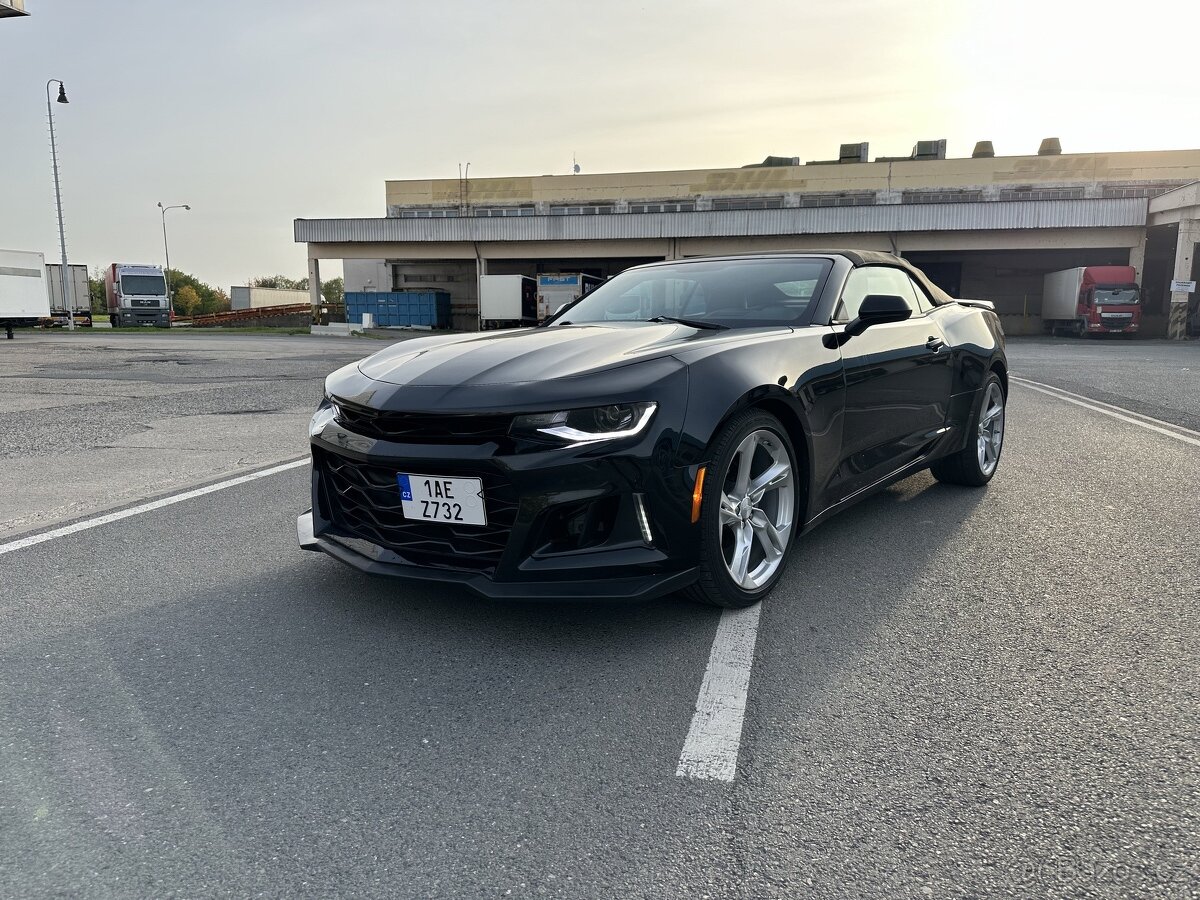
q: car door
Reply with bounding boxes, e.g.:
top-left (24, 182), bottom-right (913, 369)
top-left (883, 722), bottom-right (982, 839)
top-left (831, 265), bottom-right (955, 500)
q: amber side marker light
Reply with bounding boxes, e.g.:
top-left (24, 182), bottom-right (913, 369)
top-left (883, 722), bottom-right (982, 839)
top-left (691, 465), bottom-right (707, 523)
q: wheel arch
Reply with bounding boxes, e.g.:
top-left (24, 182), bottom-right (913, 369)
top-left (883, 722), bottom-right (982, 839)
top-left (699, 387), bottom-right (814, 522)
top-left (989, 356), bottom-right (1008, 394)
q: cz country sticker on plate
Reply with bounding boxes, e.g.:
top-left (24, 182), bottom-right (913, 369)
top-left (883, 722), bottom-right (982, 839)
top-left (397, 474), bottom-right (487, 526)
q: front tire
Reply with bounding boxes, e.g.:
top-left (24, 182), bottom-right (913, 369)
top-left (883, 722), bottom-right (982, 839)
top-left (684, 410), bottom-right (799, 608)
top-left (931, 373), bottom-right (1006, 486)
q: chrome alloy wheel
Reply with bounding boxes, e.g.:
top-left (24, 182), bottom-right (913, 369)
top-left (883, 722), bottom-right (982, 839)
top-left (977, 382), bottom-right (1005, 476)
top-left (719, 429), bottom-right (795, 590)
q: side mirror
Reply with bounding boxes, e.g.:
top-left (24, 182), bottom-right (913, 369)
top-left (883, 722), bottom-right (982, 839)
top-left (844, 294), bottom-right (913, 337)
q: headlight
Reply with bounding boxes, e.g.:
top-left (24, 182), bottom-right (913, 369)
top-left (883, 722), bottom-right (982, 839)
top-left (309, 400), bottom-right (336, 436)
top-left (511, 402), bottom-right (657, 445)
top-left (323, 393), bottom-right (342, 420)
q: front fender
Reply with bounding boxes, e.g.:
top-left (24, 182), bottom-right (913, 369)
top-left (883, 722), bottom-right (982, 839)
top-left (672, 326), bottom-right (845, 519)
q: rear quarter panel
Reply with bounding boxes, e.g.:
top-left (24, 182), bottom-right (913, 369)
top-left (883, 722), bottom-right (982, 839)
top-left (934, 304), bottom-right (1006, 396)
top-left (934, 304), bottom-right (1006, 453)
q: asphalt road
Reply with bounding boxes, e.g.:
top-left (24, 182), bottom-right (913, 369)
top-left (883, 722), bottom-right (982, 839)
top-left (1, 332), bottom-right (1197, 899)
top-left (0, 332), bottom-right (366, 539)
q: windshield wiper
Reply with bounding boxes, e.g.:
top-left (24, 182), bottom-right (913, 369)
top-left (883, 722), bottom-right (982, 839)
top-left (646, 315), bottom-right (729, 330)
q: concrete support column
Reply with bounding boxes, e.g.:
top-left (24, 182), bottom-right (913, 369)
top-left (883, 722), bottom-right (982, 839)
top-left (474, 254), bottom-right (487, 331)
top-left (1168, 218), bottom-right (1199, 340)
top-left (308, 258), bottom-right (321, 308)
top-left (1128, 230), bottom-right (1147, 283)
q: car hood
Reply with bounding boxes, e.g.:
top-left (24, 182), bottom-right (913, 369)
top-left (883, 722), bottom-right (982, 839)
top-left (357, 323), bottom-right (728, 386)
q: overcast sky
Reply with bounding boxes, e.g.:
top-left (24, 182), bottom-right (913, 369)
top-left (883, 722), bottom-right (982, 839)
top-left (2, 0), bottom-right (1197, 290)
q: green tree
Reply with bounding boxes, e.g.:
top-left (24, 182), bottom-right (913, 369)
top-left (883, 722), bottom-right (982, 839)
top-left (207, 288), bottom-right (232, 315)
top-left (173, 285), bottom-right (201, 317)
top-left (321, 276), bottom-right (344, 305)
top-left (250, 275), bottom-right (308, 291)
top-left (88, 266), bottom-right (107, 313)
top-left (166, 269), bottom-right (222, 313)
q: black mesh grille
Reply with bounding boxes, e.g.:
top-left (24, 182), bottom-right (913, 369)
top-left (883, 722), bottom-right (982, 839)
top-left (315, 449), bottom-right (517, 572)
top-left (333, 402), bottom-right (513, 444)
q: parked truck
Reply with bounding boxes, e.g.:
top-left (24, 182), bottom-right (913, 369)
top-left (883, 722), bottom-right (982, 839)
top-left (536, 273), bottom-right (602, 320)
top-left (45, 262), bottom-right (92, 327)
top-left (1042, 266), bottom-right (1141, 337)
top-left (0, 249), bottom-right (52, 339)
top-left (479, 275), bottom-right (537, 329)
top-left (105, 263), bottom-right (169, 327)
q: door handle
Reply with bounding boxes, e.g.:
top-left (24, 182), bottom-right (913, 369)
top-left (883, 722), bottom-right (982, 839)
top-left (925, 336), bottom-right (946, 352)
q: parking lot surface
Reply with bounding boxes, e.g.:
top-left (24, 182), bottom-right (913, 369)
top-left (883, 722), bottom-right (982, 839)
top-left (1, 332), bottom-right (1197, 898)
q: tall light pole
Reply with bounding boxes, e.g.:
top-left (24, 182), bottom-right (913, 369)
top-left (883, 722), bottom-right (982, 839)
top-left (157, 202), bottom-right (190, 320)
top-left (46, 78), bottom-right (73, 330)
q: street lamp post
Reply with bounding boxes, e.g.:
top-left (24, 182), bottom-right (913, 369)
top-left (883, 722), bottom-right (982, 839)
top-left (46, 79), bottom-right (73, 330)
top-left (157, 202), bottom-right (190, 321)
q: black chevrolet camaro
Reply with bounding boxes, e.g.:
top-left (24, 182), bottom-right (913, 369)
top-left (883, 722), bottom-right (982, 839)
top-left (299, 251), bottom-right (1006, 607)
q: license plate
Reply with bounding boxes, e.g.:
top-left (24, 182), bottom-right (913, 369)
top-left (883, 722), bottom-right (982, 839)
top-left (397, 474), bottom-right (487, 526)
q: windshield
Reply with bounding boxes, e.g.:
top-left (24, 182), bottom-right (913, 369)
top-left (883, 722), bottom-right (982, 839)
top-left (1094, 288), bottom-right (1139, 306)
top-left (121, 274), bottom-right (167, 296)
top-left (550, 258), bottom-right (833, 328)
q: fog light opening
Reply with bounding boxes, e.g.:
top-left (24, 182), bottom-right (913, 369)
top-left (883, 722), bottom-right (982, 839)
top-left (691, 465), bottom-right (707, 523)
top-left (633, 493), bottom-right (654, 545)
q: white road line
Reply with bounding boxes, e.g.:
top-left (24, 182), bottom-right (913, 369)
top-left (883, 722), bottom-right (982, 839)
top-left (0, 458), bottom-right (309, 557)
top-left (677, 604), bottom-right (763, 782)
top-left (1011, 376), bottom-right (1200, 449)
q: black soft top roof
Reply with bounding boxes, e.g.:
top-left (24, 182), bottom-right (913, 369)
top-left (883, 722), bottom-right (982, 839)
top-left (798, 249), bottom-right (956, 305)
top-left (639, 249), bottom-right (958, 305)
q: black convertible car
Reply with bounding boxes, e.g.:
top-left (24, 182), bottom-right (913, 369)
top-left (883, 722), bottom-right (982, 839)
top-left (299, 251), bottom-right (1006, 607)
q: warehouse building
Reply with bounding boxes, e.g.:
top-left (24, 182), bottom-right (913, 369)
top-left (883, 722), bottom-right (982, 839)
top-left (296, 140), bottom-right (1200, 337)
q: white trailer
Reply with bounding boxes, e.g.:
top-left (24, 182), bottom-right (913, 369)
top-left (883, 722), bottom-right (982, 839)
top-left (45, 263), bottom-right (89, 310)
top-left (0, 249), bottom-right (52, 339)
top-left (479, 275), bottom-right (537, 329)
top-left (230, 286), bottom-right (312, 310)
top-left (1042, 268), bottom-right (1086, 322)
top-left (45, 263), bottom-right (92, 326)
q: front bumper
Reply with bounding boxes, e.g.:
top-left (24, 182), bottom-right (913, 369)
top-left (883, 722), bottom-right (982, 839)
top-left (1089, 315), bottom-right (1138, 332)
top-left (298, 511), bottom-right (697, 600)
top-left (117, 309), bottom-right (169, 327)
top-left (300, 375), bottom-right (702, 600)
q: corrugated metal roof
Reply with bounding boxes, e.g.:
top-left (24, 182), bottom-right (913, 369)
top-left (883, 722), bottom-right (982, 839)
top-left (295, 198), bottom-right (1148, 244)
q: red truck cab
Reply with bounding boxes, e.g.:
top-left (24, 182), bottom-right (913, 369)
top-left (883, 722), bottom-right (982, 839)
top-left (1078, 266), bottom-right (1140, 334)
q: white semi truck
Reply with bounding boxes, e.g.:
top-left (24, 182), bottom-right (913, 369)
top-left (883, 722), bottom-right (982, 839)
top-left (105, 262), bottom-right (169, 327)
top-left (0, 249), bottom-right (52, 339)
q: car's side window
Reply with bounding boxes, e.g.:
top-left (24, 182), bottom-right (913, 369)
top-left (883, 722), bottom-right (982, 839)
top-left (835, 268), bottom-right (870, 322)
top-left (908, 275), bottom-right (934, 313)
top-left (835, 266), bottom-right (922, 321)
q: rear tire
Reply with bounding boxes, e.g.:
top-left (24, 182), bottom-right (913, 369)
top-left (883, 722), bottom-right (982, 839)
top-left (683, 410), bottom-right (800, 608)
top-left (931, 372), bottom-right (1005, 487)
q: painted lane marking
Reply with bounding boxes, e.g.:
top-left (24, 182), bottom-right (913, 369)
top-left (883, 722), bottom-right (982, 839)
top-left (674, 374), bottom-right (1197, 783)
top-left (1011, 377), bottom-right (1200, 449)
top-left (0, 458), bottom-right (309, 557)
top-left (677, 604), bottom-right (763, 782)
top-left (1011, 375), bottom-right (1200, 436)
